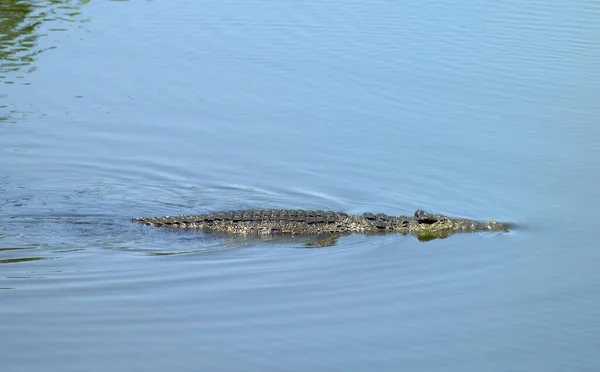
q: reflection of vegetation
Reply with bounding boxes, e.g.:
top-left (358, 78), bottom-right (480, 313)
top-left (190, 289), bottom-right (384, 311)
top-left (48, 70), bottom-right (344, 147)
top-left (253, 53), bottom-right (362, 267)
top-left (0, 247), bottom-right (31, 251)
top-left (52, 248), bottom-right (84, 253)
top-left (0, 256), bottom-right (45, 264)
top-left (0, 0), bottom-right (89, 84)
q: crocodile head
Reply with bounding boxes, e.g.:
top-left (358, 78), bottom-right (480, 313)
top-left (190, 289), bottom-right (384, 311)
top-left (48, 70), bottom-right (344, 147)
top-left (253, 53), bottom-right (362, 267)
top-left (411, 210), bottom-right (509, 241)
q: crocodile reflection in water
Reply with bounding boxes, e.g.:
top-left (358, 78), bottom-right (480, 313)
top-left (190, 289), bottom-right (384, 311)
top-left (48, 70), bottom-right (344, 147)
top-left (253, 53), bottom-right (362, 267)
top-left (133, 209), bottom-right (509, 246)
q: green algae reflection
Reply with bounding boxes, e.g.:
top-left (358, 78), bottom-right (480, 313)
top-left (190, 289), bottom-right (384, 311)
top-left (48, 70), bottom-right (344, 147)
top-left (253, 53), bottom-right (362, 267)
top-left (0, 0), bottom-right (90, 84)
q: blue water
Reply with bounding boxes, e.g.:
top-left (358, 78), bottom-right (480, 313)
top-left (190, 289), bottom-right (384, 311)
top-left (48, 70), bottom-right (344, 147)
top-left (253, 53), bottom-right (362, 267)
top-left (1, 1), bottom-right (600, 371)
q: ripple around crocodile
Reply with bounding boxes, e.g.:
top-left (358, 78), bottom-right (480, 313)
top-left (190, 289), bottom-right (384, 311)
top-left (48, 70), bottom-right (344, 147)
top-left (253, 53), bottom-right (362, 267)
top-left (132, 209), bottom-right (510, 246)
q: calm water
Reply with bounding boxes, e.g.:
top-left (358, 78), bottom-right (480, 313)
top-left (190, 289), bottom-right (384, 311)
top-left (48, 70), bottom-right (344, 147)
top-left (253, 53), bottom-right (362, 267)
top-left (1, 0), bottom-right (600, 371)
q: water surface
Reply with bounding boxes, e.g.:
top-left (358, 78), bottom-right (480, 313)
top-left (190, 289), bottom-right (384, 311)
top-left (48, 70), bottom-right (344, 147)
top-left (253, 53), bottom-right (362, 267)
top-left (1, 0), bottom-right (600, 371)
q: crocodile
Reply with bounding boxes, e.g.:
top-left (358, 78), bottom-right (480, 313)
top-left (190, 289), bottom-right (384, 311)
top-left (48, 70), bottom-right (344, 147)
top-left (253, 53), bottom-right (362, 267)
top-left (132, 209), bottom-right (509, 246)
